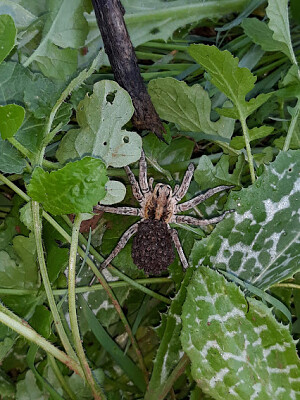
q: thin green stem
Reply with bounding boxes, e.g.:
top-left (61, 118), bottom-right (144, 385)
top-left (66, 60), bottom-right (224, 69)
top-left (283, 96), bottom-right (300, 151)
top-left (68, 214), bottom-right (106, 400)
top-left (48, 355), bottom-right (77, 400)
top-left (240, 116), bottom-right (255, 183)
top-left (61, 216), bottom-right (171, 305)
top-left (0, 172), bottom-right (163, 383)
top-left (0, 304), bottom-right (82, 377)
top-left (31, 200), bottom-right (78, 362)
top-left (0, 173), bottom-right (171, 305)
top-left (0, 278), bottom-right (172, 297)
top-left (8, 137), bottom-right (33, 159)
top-left (37, 52), bottom-right (104, 165)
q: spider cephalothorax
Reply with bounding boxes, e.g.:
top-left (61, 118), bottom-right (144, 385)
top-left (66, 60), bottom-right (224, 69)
top-left (93, 150), bottom-right (233, 275)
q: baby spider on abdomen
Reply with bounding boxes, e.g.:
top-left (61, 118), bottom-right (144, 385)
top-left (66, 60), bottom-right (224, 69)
top-left (93, 150), bottom-right (234, 275)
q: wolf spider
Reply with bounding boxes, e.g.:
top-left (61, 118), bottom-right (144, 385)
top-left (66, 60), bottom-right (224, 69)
top-left (93, 150), bottom-right (233, 275)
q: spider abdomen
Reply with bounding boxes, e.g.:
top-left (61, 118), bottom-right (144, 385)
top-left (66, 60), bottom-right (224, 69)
top-left (132, 220), bottom-right (175, 275)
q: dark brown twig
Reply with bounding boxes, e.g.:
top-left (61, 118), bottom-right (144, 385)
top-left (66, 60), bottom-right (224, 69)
top-left (91, 0), bottom-right (166, 141)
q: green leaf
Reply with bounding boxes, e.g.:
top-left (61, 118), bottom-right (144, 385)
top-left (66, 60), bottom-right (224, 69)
top-left (0, 370), bottom-right (15, 398)
top-left (78, 295), bottom-right (146, 392)
top-left (266, 0), bottom-right (297, 64)
top-left (231, 126), bottom-right (274, 149)
top-left (242, 18), bottom-right (289, 54)
top-left (253, 147), bottom-right (274, 166)
top-left (145, 269), bottom-right (193, 399)
top-left (84, 0), bottom-right (249, 63)
top-left (16, 370), bottom-right (45, 400)
top-left (0, 1), bottom-right (36, 29)
top-left (23, 0), bottom-right (88, 80)
top-left (282, 65), bottom-right (300, 87)
top-left (0, 14), bottom-right (16, 64)
top-left (29, 306), bottom-right (53, 339)
top-left (0, 136), bottom-right (26, 173)
top-left (100, 180), bottom-right (126, 205)
top-left (27, 157), bottom-right (108, 215)
top-left (56, 80), bottom-right (142, 168)
top-left (181, 267), bottom-right (300, 399)
top-left (194, 155), bottom-right (244, 190)
top-left (0, 233), bottom-right (38, 289)
top-left (148, 77), bottom-right (234, 139)
top-left (189, 44), bottom-right (272, 119)
top-left (0, 104), bottom-right (25, 139)
top-left (191, 150), bottom-right (300, 289)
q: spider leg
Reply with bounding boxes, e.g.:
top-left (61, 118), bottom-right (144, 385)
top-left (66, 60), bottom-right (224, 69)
top-left (124, 165), bottom-right (143, 203)
top-left (175, 185), bottom-right (234, 213)
top-left (173, 210), bottom-right (234, 226)
top-left (89, 222), bottom-right (140, 285)
top-left (172, 163), bottom-right (195, 202)
top-left (139, 149), bottom-right (150, 194)
top-left (94, 205), bottom-right (141, 216)
top-left (170, 228), bottom-right (189, 269)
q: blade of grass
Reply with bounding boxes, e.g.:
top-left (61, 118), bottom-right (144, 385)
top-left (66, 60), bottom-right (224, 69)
top-left (78, 295), bottom-right (147, 393)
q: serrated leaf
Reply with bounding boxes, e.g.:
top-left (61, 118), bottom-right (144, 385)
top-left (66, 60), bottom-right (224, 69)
top-left (0, 136), bottom-right (26, 173)
top-left (266, 0), bottom-right (296, 64)
top-left (231, 126), bottom-right (274, 149)
top-left (56, 80), bottom-right (142, 168)
top-left (148, 77), bottom-right (234, 139)
top-left (23, 0), bottom-right (88, 80)
top-left (27, 157), bottom-right (108, 215)
top-left (191, 150), bottom-right (300, 289)
top-left (189, 44), bottom-right (272, 119)
top-left (0, 104), bottom-right (25, 139)
top-left (194, 155), bottom-right (244, 190)
top-left (181, 267), bottom-right (300, 400)
top-left (0, 14), bottom-right (16, 64)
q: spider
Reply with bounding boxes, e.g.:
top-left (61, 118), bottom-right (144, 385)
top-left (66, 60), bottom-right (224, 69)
top-left (93, 150), bottom-right (234, 275)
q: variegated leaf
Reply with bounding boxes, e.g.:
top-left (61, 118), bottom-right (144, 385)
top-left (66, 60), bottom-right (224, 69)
top-left (191, 150), bottom-right (300, 289)
top-left (181, 267), bottom-right (300, 399)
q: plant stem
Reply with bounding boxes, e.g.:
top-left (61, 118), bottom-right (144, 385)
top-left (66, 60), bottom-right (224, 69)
top-left (31, 200), bottom-right (78, 362)
top-left (61, 216), bottom-right (171, 305)
top-left (68, 214), bottom-right (106, 400)
top-left (0, 174), bottom-right (171, 305)
top-left (240, 115), bottom-right (255, 183)
top-left (0, 174), bottom-right (159, 384)
top-left (48, 355), bottom-right (77, 400)
top-left (0, 277), bottom-right (172, 297)
top-left (283, 97), bottom-right (300, 151)
top-left (0, 304), bottom-right (82, 377)
top-left (8, 137), bottom-right (33, 159)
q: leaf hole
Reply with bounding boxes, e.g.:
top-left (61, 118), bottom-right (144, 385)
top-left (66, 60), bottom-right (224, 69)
top-left (150, 28), bottom-right (160, 35)
top-left (288, 168), bottom-right (292, 172)
top-left (106, 90), bottom-right (117, 104)
top-left (103, 142), bottom-right (107, 146)
top-left (123, 136), bottom-right (129, 143)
